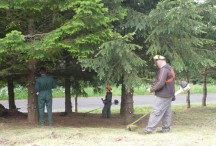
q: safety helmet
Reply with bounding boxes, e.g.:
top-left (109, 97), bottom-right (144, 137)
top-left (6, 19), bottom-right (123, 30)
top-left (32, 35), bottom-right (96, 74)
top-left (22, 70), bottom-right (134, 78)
top-left (106, 86), bottom-right (112, 91)
top-left (153, 55), bottom-right (166, 60)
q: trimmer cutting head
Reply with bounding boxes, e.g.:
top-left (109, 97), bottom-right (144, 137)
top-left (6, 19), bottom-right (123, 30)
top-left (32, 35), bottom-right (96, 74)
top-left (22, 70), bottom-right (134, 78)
top-left (126, 124), bottom-right (138, 131)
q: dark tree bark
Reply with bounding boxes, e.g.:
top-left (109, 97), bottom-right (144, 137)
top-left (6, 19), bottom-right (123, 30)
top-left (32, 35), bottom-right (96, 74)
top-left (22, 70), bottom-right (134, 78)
top-left (27, 59), bottom-right (38, 123)
top-left (65, 77), bottom-right (72, 114)
top-left (64, 51), bottom-right (72, 114)
top-left (27, 18), bottom-right (38, 123)
top-left (120, 83), bottom-right (134, 124)
top-left (186, 90), bottom-right (191, 109)
top-left (75, 94), bottom-right (78, 113)
top-left (186, 74), bottom-right (191, 108)
top-left (73, 80), bottom-right (79, 113)
top-left (7, 77), bottom-right (16, 110)
top-left (202, 68), bottom-right (207, 107)
top-left (120, 83), bottom-right (126, 115)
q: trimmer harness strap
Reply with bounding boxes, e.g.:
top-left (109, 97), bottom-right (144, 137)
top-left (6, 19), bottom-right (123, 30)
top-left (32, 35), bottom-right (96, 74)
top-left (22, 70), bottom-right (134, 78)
top-left (163, 65), bottom-right (175, 83)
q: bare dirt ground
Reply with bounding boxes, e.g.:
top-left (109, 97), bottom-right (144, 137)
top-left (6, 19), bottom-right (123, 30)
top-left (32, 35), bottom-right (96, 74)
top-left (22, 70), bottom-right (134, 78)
top-left (0, 108), bottom-right (149, 129)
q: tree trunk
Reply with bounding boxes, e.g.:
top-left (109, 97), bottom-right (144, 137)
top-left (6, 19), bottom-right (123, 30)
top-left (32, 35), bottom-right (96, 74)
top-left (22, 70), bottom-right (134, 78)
top-left (186, 90), bottom-right (191, 108)
top-left (27, 18), bottom-right (38, 123)
top-left (186, 75), bottom-right (191, 108)
top-left (65, 77), bottom-right (72, 114)
top-left (120, 83), bottom-right (125, 115)
top-left (120, 83), bottom-right (134, 124)
top-left (202, 68), bottom-right (207, 107)
top-left (63, 51), bottom-right (72, 114)
top-left (75, 94), bottom-right (78, 113)
top-left (7, 77), bottom-right (16, 110)
top-left (74, 80), bottom-right (79, 113)
top-left (27, 59), bottom-right (38, 123)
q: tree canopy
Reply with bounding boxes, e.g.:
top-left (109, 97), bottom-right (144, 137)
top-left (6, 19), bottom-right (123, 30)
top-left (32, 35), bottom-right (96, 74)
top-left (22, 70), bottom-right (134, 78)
top-left (0, 0), bottom-right (215, 120)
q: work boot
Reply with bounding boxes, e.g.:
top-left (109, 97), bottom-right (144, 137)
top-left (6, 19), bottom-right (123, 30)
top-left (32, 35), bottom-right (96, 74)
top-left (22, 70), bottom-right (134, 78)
top-left (157, 127), bottom-right (170, 133)
top-left (144, 130), bottom-right (153, 134)
top-left (162, 129), bottom-right (170, 133)
top-left (49, 122), bottom-right (54, 127)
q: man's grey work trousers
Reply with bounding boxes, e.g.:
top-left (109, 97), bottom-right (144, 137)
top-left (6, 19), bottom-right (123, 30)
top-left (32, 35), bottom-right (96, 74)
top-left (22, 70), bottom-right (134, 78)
top-left (144, 96), bottom-right (172, 132)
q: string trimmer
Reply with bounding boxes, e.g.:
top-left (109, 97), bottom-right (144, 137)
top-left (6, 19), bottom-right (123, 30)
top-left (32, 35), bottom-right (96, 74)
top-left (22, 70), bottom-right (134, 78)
top-left (175, 81), bottom-right (191, 96)
top-left (126, 114), bottom-right (148, 131)
top-left (83, 99), bottom-right (119, 116)
top-left (126, 81), bottom-right (192, 131)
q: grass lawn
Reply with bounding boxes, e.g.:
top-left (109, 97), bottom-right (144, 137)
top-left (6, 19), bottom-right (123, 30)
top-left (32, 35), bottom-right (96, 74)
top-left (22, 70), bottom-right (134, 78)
top-left (0, 104), bottom-right (216, 146)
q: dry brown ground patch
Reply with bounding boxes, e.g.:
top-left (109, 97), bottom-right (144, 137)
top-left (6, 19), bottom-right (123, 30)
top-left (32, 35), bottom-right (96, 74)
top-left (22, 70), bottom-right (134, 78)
top-left (0, 110), bottom-right (149, 130)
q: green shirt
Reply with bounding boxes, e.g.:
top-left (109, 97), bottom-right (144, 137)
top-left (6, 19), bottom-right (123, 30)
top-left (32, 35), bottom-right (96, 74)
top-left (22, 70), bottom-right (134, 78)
top-left (35, 74), bottom-right (56, 97)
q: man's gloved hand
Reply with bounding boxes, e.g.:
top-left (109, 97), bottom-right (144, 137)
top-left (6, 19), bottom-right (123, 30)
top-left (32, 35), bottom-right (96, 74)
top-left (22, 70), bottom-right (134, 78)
top-left (101, 98), bottom-right (105, 104)
top-left (172, 96), bottom-right (176, 101)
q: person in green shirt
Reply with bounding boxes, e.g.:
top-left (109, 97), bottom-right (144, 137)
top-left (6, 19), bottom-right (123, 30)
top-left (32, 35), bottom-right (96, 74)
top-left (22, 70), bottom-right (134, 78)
top-left (35, 67), bottom-right (56, 126)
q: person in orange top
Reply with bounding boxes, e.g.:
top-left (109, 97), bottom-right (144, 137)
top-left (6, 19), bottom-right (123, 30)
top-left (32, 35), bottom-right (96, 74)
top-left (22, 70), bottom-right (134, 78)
top-left (101, 86), bottom-right (112, 118)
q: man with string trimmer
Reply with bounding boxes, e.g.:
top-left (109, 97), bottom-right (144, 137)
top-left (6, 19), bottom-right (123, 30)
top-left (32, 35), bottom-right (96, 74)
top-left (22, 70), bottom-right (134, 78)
top-left (144, 55), bottom-right (175, 134)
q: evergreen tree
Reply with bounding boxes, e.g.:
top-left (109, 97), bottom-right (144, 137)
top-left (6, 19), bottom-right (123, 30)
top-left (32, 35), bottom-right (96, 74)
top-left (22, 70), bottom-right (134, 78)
top-left (0, 0), bottom-right (118, 122)
top-left (81, 33), bottom-right (145, 123)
